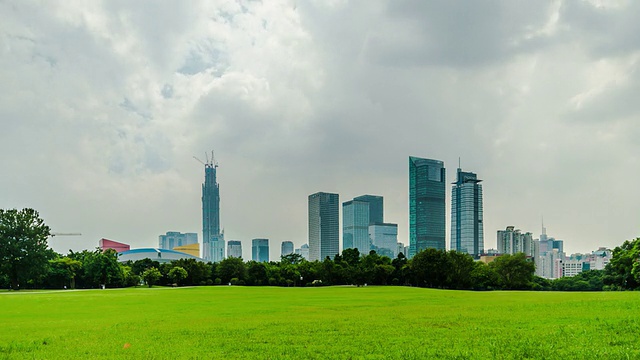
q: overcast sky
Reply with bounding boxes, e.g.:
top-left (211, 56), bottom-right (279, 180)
top-left (2, 0), bottom-right (639, 260)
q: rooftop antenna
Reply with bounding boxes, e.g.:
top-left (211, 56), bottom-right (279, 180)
top-left (458, 157), bottom-right (461, 169)
top-left (542, 215), bottom-right (546, 236)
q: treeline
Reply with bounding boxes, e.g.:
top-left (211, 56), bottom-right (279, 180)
top-left (2, 208), bottom-right (639, 291)
top-left (0, 245), bottom-right (632, 291)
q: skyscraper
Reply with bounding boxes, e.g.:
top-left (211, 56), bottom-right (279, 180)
top-left (281, 241), bottom-right (294, 257)
top-left (308, 192), bottom-right (339, 261)
top-left (227, 240), bottom-right (242, 258)
top-left (353, 195), bottom-right (383, 224)
top-left (342, 200), bottom-right (370, 252)
top-left (201, 154), bottom-right (225, 262)
top-left (409, 156), bottom-right (446, 257)
top-left (450, 167), bottom-right (484, 258)
top-left (369, 223), bottom-right (398, 258)
top-left (252, 238), bottom-right (269, 262)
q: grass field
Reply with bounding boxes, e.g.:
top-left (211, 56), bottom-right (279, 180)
top-left (1, 286), bottom-right (639, 359)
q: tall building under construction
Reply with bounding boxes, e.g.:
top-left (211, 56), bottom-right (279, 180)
top-left (200, 152), bottom-right (225, 262)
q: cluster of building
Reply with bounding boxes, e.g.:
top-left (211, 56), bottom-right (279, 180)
top-left (97, 153), bottom-right (610, 279)
top-left (491, 225), bottom-right (612, 279)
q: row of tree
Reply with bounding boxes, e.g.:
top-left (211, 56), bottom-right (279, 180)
top-left (1, 208), bottom-right (639, 291)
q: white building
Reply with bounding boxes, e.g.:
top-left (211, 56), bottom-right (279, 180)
top-left (497, 226), bottom-right (535, 257)
top-left (159, 232), bottom-right (198, 250)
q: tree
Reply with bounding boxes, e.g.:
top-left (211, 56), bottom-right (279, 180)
top-left (604, 238), bottom-right (640, 290)
top-left (142, 267), bottom-right (162, 287)
top-left (48, 256), bottom-right (82, 289)
top-left (83, 249), bottom-right (123, 288)
top-left (445, 251), bottom-right (476, 290)
top-left (168, 266), bottom-right (188, 286)
top-left (0, 208), bottom-right (53, 290)
top-left (410, 248), bottom-right (450, 288)
top-left (489, 253), bottom-right (535, 290)
top-left (217, 257), bottom-right (247, 284)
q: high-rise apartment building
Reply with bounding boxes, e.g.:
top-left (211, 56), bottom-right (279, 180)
top-left (497, 226), bottom-right (535, 257)
top-left (159, 232), bottom-right (198, 250)
top-left (201, 155), bottom-right (225, 262)
top-left (409, 157), bottom-right (446, 257)
top-left (308, 192), bottom-right (339, 261)
top-left (227, 240), bottom-right (242, 258)
top-left (342, 200), bottom-right (370, 252)
top-left (252, 238), bottom-right (269, 262)
top-left (450, 168), bottom-right (484, 258)
top-left (281, 241), bottom-right (294, 257)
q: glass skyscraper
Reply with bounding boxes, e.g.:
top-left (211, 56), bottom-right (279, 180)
top-left (308, 192), bottom-right (339, 261)
top-left (353, 195), bottom-right (383, 224)
top-left (409, 156), bottom-right (446, 258)
top-left (342, 200), bottom-right (370, 252)
top-left (227, 240), bottom-right (242, 258)
top-left (281, 241), bottom-right (294, 257)
top-left (450, 167), bottom-right (484, 258)
top-left (202, 159), bottom-right (224, 262)
top-left (252, 238), bottom-right (269, 262)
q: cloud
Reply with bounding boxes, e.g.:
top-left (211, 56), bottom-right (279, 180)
top-left (1, 0), bottom-right (639, 259)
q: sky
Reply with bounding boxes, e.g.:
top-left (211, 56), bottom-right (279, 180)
top-left (2, 0), bottom-right (639, 260)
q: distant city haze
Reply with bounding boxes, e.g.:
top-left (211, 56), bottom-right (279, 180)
top-left (2, 2), bottom-right (639, 260)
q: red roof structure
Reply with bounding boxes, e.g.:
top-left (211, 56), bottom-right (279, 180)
top-left (99, 238), bottom-right (130, 253)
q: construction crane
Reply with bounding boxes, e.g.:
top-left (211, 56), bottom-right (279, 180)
top-left (193, 150), bottom-right (218, 168)
top-left (50, 232), bottom-right (82, 237)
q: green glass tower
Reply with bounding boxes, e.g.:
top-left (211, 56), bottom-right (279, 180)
top-left (409, 156), bottom-right (446, 258)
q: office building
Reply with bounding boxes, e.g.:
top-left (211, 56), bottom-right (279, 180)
top-left (281, 241), bottom-right (294, 257)
top-left (369, 223), bottom-right (398, 258)
top-left (295, 244), bottom-right (310, 260)
top-left (343, 200), bottom-right (370, 252)
top-left (409, 156), bottom-right (446, 257)
top-left (227, 240), bottom-right (242, 258)
top-left (201, 155), bottom-right (225, 262)
top-left (450, 168), bottom-right (484, 258)
top-left (353, 195), bottom-right (383, 224)
top-left (308, 192), bottom-right (339, 261)
top-left (252, 238), bottom-right (269, 262)
top-left (159, 232), bottom-right (198, 250)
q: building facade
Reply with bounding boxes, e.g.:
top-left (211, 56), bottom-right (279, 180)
top-left (202, 157), bottom-right (225, 262)
top-left (227, 240), bottom-right (242, 258)
top-left (159, 232), bottom-right (198, 250)
top-left (409, 156), bottom-right (446, 257)
top-left (281, 241), bottom-right (294, 257)
top-left (369, 223), bottom-right (398, 258)
top-left (342, 200), bottom-right (370, 252)
top-left (252, 238), bottom-right (269, 262)
top-left (295, 244), bottom-right (310, 260)
top-left (450, 168), bottom-right (484, 258)
top-left (497, 226), bottom-right (535, 257)
top-left (308, 192), bottom-right (339, 261)
top-left (353, 195), bottom-right (384, 224)
top-left (172, 243), bottom-right (200, 257)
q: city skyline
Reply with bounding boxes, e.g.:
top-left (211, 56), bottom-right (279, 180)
top-left (3, 2), bottom-right (639, 259)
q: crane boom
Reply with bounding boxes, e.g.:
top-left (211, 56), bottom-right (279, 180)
top-left (50, 232), bottom-right (82, 237)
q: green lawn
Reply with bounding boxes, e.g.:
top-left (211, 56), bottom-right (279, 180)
top-left (1, 286), bottom-right (639, 359)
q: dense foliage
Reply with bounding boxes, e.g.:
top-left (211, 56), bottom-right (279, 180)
top-left (1, 208), bottom-right (638, 291)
